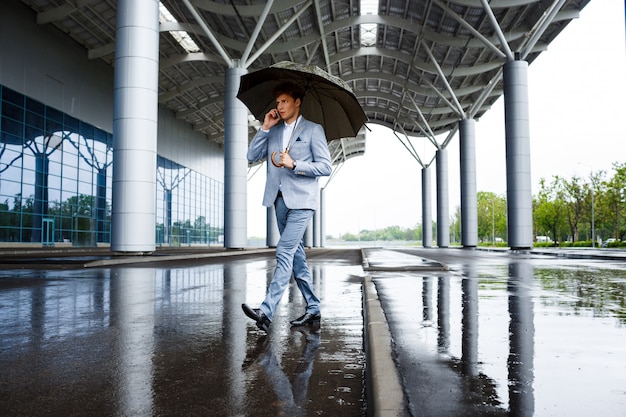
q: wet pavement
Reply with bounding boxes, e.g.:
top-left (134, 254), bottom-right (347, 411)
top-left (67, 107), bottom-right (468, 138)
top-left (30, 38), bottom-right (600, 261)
top-left (0, 246), bottom-right (625, 416)
top-left (365, 247), bottom-right (626, 417)
top-left (0, 249), bottom-right (365, 417)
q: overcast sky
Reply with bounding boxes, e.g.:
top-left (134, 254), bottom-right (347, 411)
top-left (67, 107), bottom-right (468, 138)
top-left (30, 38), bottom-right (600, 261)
top-left (247, 0), bottom-right (626, 239)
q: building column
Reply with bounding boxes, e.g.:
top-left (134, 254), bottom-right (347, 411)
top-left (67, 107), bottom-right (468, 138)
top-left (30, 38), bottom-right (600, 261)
top-left (436, 149), bottom-right (450, 247)
top-left (111, 0), bottom-right (159, 252)
top-left (459, 119), bottom-right (478, 247)
top-left (421, 166), bottom-right (433, 248)
top-left (504, 59), bottom-right (533, 249)
top-left (224, 63), bottom-right (248, 248)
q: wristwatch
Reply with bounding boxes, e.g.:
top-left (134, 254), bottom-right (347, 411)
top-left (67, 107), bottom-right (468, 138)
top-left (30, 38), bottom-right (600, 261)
top-left (292, 160), bottom-right (297, 170)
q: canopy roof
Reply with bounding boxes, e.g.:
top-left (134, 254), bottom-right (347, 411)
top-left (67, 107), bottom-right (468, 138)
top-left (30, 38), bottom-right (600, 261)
top-left (19, 0), bottom-right (590, 160)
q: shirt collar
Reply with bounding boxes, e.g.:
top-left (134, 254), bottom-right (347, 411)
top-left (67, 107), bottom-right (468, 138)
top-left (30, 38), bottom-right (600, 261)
top-left (284, 115), bottom-right (301, 128)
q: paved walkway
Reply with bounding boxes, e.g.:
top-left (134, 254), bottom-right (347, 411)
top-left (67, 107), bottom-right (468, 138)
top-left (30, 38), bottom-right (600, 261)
top-left (1, 246), bottom-right (624, 417)
top-left (362, 246), bottom-right (626, 417)
top-left (0, 247), bottom-right (365, 417)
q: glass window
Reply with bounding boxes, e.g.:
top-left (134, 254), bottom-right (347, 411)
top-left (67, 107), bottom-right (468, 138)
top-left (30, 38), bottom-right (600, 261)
top-left (1, 116), bottom-right (23, 138)
top-left (25, 109), bottom-right (45, 131)
top-left (0, 86), bottom-right (224, 245)
top-left (64, 115), bottom-right (79, 132)
top-left (25, 96), bottom-right (44, 115)
top-left (2, 87), bottom-right (24, 106)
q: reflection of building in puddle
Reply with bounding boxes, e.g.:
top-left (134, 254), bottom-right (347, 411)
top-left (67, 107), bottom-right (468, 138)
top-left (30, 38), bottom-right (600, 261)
top-left (110, 268), bottom-right (156, 416)
top-left (462, 269), bottom-right (478, 377)
top-left (508, 262), bottom-right (535, 417)
top-left (422, 276), bottom-right (434, 325)
top-left (427, 268), bottom-right (503, 415)
top-left (437, 275), bottom-right (450, 353)
top-left (431, 261), bottom-right (536, 416)
top-left (0, 270), bottom-right (111, 348)
top-left (243, 328), bottom-right (321, 416)
top-left (223, 264), bottom-right (248, 414)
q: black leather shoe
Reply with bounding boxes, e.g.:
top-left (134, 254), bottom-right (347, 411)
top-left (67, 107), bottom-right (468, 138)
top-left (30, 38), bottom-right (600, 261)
top-left (290, 312), bottom-right (321, 326)
top-left (242, 303), bottom-right (271, 332)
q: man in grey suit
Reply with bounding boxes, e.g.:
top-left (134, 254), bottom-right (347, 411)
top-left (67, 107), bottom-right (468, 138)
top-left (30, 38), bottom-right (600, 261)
top-left (242, 82), bottom-right (332, 332)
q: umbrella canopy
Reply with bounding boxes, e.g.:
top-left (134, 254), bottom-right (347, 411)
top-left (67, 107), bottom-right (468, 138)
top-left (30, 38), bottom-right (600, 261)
top-left (237, 61), bottom-right (367, 141)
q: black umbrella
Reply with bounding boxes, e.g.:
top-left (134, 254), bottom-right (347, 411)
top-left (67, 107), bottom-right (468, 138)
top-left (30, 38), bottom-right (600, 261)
top-left (237, 61), bottom-right (367, 141)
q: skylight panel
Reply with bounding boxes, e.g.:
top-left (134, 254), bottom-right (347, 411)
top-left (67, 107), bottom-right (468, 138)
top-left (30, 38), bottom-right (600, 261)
top-left (360, 0), bottom-right (379, 47)
top-left (159, 2), bottom-right (200, 53)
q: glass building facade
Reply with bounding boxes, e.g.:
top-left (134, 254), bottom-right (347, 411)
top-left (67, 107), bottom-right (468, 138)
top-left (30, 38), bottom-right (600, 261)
top-left (0, 85), bottom-right (223, 247)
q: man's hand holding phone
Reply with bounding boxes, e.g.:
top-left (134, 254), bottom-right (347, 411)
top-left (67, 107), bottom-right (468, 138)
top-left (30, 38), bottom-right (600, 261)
top-left (262, 109), bottom-right (281, 130)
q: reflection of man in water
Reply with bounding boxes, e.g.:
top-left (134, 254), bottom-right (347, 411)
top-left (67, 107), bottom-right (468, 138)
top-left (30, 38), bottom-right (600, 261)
top-left (243, 328), bottom-right (321, 416)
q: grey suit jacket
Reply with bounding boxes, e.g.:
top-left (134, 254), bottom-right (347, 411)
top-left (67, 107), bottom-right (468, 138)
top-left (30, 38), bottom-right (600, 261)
top-left (247, 116), bottom-right (332, 210)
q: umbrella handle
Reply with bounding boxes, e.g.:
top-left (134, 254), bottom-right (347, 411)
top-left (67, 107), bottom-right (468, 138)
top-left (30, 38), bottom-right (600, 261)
top-left (270, 150), bottom-right (286, 168)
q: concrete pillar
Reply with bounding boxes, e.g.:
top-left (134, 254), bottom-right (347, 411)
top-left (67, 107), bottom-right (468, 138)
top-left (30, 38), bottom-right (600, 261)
top-left (224, 64), bottom-right (249, 248)
top-left (421, 166), bottom-right (433, 248)
top-left (504, 59), bottom-right (533, 249)
top-left (436, 149), bottom-right (450, 247)
top-left (111, 0), bottom-right (159, 252)
top-left (459, 119), bottom-right (478, 247)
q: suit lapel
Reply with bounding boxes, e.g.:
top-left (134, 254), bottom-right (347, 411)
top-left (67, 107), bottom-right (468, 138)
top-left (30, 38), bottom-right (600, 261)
top-left (292, 117), bottom-right (306, 146)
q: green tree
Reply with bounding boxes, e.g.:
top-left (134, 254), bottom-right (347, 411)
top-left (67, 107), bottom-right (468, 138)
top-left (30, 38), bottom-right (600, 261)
top-left (603, 162), bottom-right (626, 240)
top-left (562, 176), bottom-right (586, 241)
top-left (577, 170), bottom-right (606, 243)
top-left (533, 176), bottom-right (567, 243)
top-left (477, 192), bottom-right (506, 243)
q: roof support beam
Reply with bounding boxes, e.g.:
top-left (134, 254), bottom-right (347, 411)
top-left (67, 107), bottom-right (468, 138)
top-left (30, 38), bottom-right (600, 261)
top-left (406, 94), bottom-right (440, 149)
top-left (465, 1), bottom-right (567, 119)
top-left (37, 4), bottom-right (75, 24)
top-left (520, 0), bottom-right (568, 60)
top-left (245, 0), bottom-right (313, 68)
top-left (182, 0), bottom-right (234, 66)
top-left (159, 75), bottom-right (223, 102)
top-left (393, 129), bottom-right (424, 167)
top-left (241, 0), bottom-right (275, 65)
top-left (441, 126), bottom-right (459, 148)
top-left (423, 78), bottom-right (462, 118)
top-left (420, 40), bottom-right (466, 118)
top-left (479, 0), bottom-right (515, 61)
top-left (468, 68), bottom-right (503, 119)
top-left (313, 0), bottom-right (332, 72)
top-left (432, 0), bottom-right (507, 60)
top-left (36, 1), bottom-right (93, 24)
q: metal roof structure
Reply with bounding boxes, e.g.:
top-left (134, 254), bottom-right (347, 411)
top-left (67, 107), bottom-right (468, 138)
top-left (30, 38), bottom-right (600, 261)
top-left (19, 0), bottom-right (590, 162)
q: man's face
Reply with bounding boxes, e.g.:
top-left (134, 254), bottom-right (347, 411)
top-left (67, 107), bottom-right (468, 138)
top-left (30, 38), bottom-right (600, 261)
top-left (275, 93), bottom-right (301, 124)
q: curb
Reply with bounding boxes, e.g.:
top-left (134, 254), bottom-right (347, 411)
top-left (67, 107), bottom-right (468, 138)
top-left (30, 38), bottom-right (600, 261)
top-left (362, 275), bottom-right (405, 417)
top-left (83, 248), bottom-right (274, 268)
